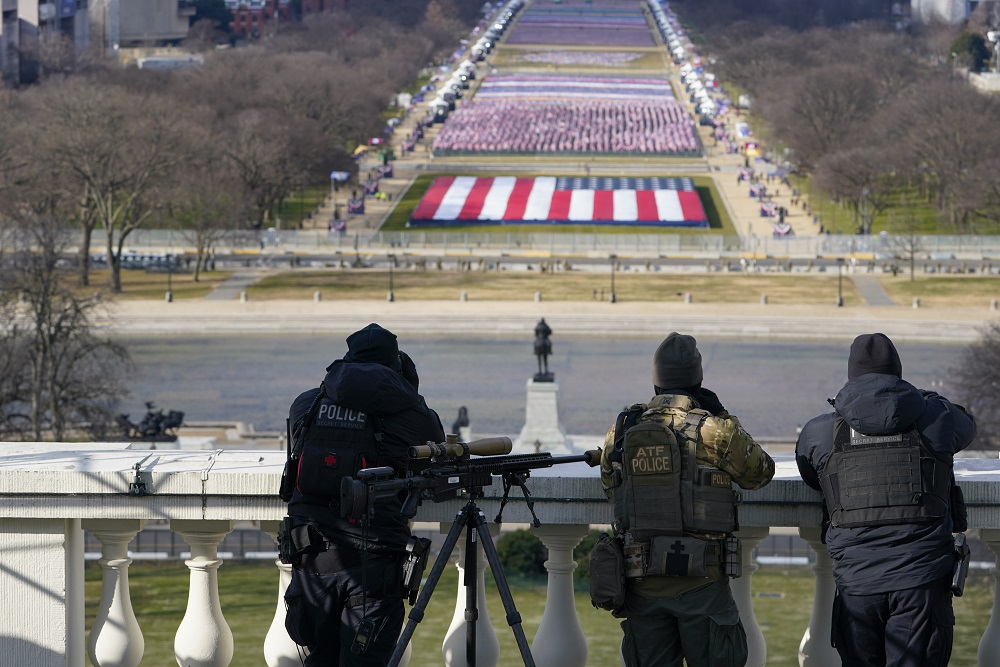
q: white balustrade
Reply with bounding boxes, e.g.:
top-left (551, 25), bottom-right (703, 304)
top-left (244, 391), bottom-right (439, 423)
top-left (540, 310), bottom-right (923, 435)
top-left (979, 528), bottom-right (1000, 667)
top-left (83, 519), bottom-right (146, 667)
top-left (1, 447), bottom-right (999, 667)
top-left (441, 519), bottom-right (501, 667)
top-left (731, 526), bottom-right (769, 667)
top-left (172, 519), bottom-right (235, 667)
top-left (529, 524), bottom-right (589, 667)
top-left (797, 528), bottom-right (840, 667)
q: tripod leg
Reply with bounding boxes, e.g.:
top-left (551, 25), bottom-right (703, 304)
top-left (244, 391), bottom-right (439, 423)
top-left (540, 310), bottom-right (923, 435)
top-left (388, 508), bottom-right (470, 667)
top-left (471, 510), bottom-right (537, 667)
top-left (465, 522), bottom-right (478, 667)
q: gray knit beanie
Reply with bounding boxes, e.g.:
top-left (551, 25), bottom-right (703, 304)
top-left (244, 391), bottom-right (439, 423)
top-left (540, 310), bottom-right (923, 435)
top-left (652, 332), bottom-right (703, 389)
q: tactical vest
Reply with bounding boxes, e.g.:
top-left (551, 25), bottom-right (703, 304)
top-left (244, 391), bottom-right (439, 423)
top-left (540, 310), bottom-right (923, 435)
top-left (610, 402), bottom-right (739, 541)
top-left (819, 417), bottom-right (951, 528)
top-left (286, 390), bottom-right (399, 548)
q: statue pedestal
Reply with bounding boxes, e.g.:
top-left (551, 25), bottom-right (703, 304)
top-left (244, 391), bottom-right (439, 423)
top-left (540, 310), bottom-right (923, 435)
top-left (515, 379), bottom-right (571, 454)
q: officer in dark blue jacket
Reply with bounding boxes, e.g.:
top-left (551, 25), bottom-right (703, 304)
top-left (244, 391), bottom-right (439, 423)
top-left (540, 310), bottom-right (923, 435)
top-left (283, 323), bottom-right (445, 666)
top-left (796, 333), bottom-right (976, 667)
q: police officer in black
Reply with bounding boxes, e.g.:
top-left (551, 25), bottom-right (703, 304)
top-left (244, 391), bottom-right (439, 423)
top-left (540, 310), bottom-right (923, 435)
top-left (283, 323), bottom-right (445, 666)
top-left (796, 333), bottom-right (976, 666)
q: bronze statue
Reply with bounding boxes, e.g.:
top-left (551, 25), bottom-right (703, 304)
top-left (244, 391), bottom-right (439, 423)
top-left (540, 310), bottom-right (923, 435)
top-left (534, 318), bottom-right (553, 381)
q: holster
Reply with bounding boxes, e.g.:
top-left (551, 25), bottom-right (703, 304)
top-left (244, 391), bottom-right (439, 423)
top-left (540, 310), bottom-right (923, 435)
top-left (277, 517), bottom-right (327, 566)
top-left (401, 536), bottom-right (432, 605)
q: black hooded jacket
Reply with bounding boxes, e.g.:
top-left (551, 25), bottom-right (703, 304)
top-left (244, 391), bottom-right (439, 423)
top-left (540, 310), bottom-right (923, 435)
top-left (287, 360), bottom-right (445, 552)
top-left (795, 373), bottom-right (976, 594)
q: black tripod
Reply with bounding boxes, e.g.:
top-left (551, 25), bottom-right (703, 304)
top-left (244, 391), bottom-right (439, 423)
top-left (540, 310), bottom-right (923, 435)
top-left (388, 480), bottom-right (538, 667)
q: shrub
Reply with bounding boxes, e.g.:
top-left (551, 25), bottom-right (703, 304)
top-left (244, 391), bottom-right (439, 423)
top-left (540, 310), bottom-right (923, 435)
top-left (495, 529), bottom-right (546, 577)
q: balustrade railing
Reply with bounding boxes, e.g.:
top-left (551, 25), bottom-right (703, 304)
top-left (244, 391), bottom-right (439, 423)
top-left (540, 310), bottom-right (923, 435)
top-left (1, 444), bottom-right (998, 666)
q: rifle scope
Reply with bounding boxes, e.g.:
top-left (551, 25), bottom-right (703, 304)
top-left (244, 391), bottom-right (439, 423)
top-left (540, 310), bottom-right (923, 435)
top-left (410, 435), bottom-right (513, 460)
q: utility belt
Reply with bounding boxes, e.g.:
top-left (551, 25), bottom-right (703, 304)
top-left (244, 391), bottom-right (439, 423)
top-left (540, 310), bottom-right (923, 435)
top-left (277, 518), bottom-right (431, 603)
top-left (623, 533), bottom-right (742, 579)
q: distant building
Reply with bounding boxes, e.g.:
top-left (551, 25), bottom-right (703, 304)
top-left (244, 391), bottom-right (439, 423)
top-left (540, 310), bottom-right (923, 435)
top-left (911, 0), bottom-right (977, 24)
top-left (89, 0), bottom-right (195, 51)
top-left (1, 0), bottom-right (88, 86)
top-left (224, 0), bottom-right (290, 39)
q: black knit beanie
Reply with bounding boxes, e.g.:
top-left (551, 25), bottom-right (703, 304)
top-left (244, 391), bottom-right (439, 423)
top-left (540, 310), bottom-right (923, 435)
top-left (847, 333), bottom-right (902, 379)
top-left (652, 332), bottom-right (703, 389)
top-left (343, 323), bottom-right (402, 372)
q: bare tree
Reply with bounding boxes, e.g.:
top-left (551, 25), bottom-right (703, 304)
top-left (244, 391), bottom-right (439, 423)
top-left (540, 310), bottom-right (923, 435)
top-left (169, 160), bottom-right (245, 281)
top-left (890, 77), bottom-right (998, 230)
top-left (224, 107), bottom-right (327, 228)
top-left (763, 62), bottom-right (878, 168)
top-left (25, 79), bottom-right (187, 292)
top-left (0, 216), bottom-right (130, 441)
top-left (953, 322), bottom-right (1000, 450)
top-left (814, 146), bottom-right (899, 234)
top-left (887, 204), bottom-right (926, 282)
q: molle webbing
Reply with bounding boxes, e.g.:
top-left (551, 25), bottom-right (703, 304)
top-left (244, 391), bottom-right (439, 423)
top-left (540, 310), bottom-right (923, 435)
top-left (821, 418), bottom-right (951, 528)
top-left (613, 406), bottom-right (737, 540)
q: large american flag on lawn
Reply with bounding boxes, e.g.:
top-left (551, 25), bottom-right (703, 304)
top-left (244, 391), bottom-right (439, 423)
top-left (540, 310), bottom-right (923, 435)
top-left (409, 176), bottom-right (709, 227)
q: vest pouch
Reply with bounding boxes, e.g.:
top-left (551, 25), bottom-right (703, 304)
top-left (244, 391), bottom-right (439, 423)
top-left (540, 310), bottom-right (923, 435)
top-left (296, 440), bottom-right (362, 501)
top-left (621, 422), bottom-right (683, 541)
top-left (647, 535), bottom-right (719, 578)
top-left (589, 533), bottom-right (626, 614)
top-left (683, 467), bottom-right (739, 534)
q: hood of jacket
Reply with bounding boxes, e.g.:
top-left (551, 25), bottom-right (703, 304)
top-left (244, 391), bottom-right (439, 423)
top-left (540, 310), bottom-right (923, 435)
top-left (834, 373), bottom-right (925, 435)
top-left (322, 359), bottom-right (419, 414)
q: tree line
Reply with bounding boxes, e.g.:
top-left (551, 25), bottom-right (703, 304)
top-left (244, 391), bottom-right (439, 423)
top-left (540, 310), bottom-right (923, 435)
top-left (0, 1), bottom-right (478, 440)
top-left (675, 0), bottom-right (1000, 236)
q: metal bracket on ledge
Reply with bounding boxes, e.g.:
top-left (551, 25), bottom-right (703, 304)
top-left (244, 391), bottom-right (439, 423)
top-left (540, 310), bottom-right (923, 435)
top-left (129, 454), bottom-right (154, 496)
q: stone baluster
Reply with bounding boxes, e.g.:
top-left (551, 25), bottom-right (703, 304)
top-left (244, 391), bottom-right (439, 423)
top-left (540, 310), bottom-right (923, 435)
top-left (259, 521), bottom-right (301, 667)
top-left (529, 524), bottom-right (589, 667)
top-left (442, 521), bottom-right (500, 667)
top-left (730, 527), bottom-right (769, 667)
top-left (798, 527), bottom-right (840, 667)
top-left (83, 519), bottom-right (146, 667)
top-left (979, 528), bottom-right (1000, 667)
top-left (172, 520), bottom-right (235, 667)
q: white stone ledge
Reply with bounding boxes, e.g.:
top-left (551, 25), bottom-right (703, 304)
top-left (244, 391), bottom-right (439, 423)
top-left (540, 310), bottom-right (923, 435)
top-left (1, 448), bottom-right (999, 528)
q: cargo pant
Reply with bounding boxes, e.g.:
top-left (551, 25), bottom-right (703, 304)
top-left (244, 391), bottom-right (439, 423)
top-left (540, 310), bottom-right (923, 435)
top-left (620, 579), bottom-right (748, 667)
top-left (284, 546), bottom-right (404, 667)
top-left (831, 575), bottom-right (954, 667)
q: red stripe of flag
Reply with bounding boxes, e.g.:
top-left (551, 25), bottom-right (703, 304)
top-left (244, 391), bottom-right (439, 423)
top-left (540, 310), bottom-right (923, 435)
top-left (635, 190), bottom-right (659, 221)
top-left (677, 190), bottom-right (707, 223)
top-left (458, 177), bottom-right (493, 220)
top-left (411, 177), bottom-right (455, 220)
top-left (592, 190), bottom-right (614, 221)
top-left (503, 177), bottom-right (535, 220)
top-left (547, 189), bottom-right (572, 220)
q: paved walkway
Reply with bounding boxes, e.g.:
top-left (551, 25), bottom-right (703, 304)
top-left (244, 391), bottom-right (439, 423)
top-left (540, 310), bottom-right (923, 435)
top-left (98, 297), bottom-right (996, 344)
top-left (850, 274), bottom-right (897, 307)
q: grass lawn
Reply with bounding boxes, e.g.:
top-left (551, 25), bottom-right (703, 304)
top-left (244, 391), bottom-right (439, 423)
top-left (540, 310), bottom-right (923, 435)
top-left (84, 561), bottom-right (994, 666)
top-left (79, 269), bottom-right (231, 300)
top-left (879, 274), bottom-right (1000, 309)
top-left (248, 268), bottom-right (866, 305)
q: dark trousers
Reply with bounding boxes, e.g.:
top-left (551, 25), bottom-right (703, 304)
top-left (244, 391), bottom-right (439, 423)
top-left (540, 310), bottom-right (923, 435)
top-left (284, 547), bottom-right (404, 667)
top-left (621, 579), bottom-right (748, 667)
top-left (832, 576), bottom-right (955, 667)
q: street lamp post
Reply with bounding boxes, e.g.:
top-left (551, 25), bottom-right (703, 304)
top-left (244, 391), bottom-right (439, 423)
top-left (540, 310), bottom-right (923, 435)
top-left (836, 257), bottom-right (845, 307)
top-left (609, 253), bottom-right (617, 303)
top-left (387, 254), bottom-right (395, 302)
top-left (166, 257), bottom-right (173, 303)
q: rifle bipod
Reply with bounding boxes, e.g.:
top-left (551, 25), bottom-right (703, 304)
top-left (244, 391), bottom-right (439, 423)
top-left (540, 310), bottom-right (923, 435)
top-left (388, 495), bottom-right (536, 667)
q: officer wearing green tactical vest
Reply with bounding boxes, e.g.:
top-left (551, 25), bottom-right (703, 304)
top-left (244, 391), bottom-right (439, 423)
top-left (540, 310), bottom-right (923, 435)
top-left (599, 332), bottom-right (775, 667)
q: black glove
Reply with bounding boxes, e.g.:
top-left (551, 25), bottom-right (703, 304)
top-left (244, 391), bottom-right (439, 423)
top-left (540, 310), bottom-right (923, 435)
top-left (696, 387), bottom-right (726, 415)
